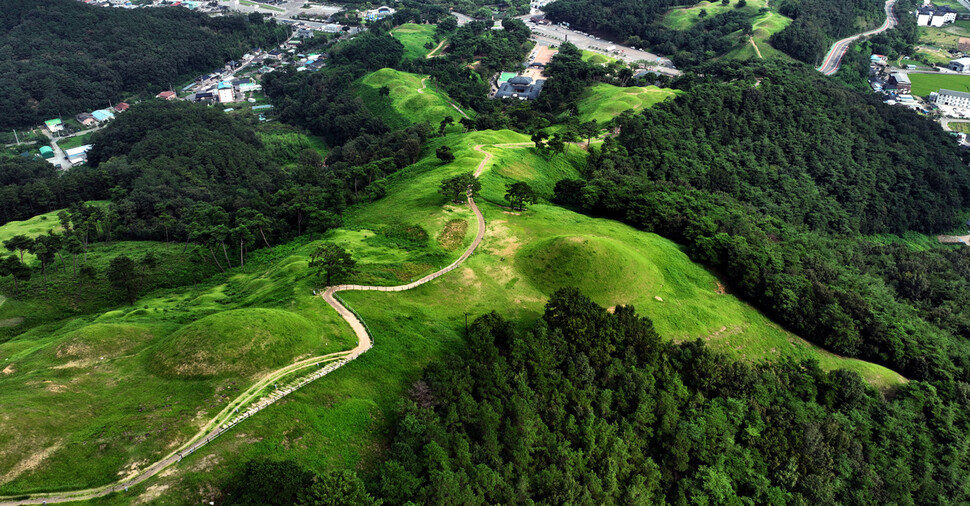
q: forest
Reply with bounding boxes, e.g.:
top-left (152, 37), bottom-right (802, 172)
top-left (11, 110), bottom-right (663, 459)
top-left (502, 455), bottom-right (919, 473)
top-left (554, 62), bottom-right (970, 387)
top-left (0, 0), bottom-right (288, 128)
top-left (223, 290), bottom-right (970, 504)
top-left (543, 0), bottom-right (887, 66)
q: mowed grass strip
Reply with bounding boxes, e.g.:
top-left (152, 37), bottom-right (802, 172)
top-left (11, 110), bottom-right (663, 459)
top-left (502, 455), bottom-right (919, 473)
top-left (909, 72), bottom-right (970, 96)
top-left (576, 83), bottom-right (680, 123)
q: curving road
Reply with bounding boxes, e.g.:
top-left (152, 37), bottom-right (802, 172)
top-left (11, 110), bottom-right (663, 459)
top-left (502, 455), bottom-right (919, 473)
top-left (0, 143), bottom-right (522, 505)
top-left (818, 0), bottom-right (898, 75)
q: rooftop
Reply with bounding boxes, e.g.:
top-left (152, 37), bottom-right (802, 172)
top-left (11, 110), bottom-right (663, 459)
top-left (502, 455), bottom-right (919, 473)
top-left (890, 72), bottom-right (911, 84)
top-left (939, 88), bottom-right (970, 99)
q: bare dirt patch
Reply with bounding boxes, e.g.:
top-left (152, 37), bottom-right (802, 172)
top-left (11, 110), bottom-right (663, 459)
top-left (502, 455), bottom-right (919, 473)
top-left (0, 442), bottom-right (63, 485)
top-left (437, 219), bottom-right (468, 251)
top-left (135, 484), bottom-right (171, 504)
top-left (715, 281), bottom-right (726, 294)
top-left (0, 317), bottom-right (23, 327)
top-left (2, 364), bottom-right (14, 375)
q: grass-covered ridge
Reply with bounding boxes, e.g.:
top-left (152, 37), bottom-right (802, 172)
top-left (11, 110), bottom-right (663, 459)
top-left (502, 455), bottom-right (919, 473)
top-left (390, 23), bottom-right (438, 60)
top-left (576, 83), bottom-right (680, 123)
top-left (357, 68), bottom-right (469, 132)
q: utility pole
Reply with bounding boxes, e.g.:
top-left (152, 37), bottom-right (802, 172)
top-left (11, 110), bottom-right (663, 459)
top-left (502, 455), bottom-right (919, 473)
top-left (12, 129), bottom-right (19, 145)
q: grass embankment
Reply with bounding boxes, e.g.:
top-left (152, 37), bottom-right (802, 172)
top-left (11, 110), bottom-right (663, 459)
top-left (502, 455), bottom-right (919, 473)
top-left (908, 72), bottom-right (970, 96)
top-left (576, 83), bottom-right (680, 123)
top-left (0, 235), bottom-right (357, 495)
top-left (357, 68), bottom-right (469, 132)
top-left (391, 23), bottom-right (438, 60)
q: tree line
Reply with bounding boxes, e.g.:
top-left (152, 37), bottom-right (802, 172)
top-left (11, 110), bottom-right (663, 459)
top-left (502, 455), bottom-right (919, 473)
top-left (221, 289), bottom-right (970, 504)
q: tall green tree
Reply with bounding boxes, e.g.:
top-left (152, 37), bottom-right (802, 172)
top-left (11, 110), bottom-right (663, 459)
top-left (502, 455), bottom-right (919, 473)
top-left (309, 243), bottom-right (357, 286)
top-left (505, 181), bottom-right (539, 211)
top-left (106, 255), bottom-right (139, 304)
top-left (439, 172), bottom-right (481, 203)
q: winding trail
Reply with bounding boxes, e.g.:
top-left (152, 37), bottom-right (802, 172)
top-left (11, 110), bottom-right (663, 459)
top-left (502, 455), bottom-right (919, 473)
top-left (0, 144), bottom-right (514, 505)
top-left (817, 0), bottom-right (898, 75)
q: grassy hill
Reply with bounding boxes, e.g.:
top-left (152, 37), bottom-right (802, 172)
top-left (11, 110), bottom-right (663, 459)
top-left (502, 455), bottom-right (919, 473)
top-left (391, 23), bottom-right (438, 60)
top-left (0, 237), bottom-right (358, 495)
top-left (663, 0), bottom-right (791, 61)
top-left (0, 127), bottom-right (906, 501)
top-left (577, 83), bottom-right (680, 123)
top-left (357, 69), bottom-right (470, 132)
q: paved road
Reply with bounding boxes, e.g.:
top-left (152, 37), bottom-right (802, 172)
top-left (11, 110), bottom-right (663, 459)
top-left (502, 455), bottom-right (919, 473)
top-left (818, 0), bottom-right (898, 75)
top-left (0, 143), bottom-right (528, 505)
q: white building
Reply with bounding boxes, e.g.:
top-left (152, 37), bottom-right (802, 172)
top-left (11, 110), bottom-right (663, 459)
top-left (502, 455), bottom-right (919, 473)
top-left (916, 4), bottom-right (957, 26)
top-left (949, 57), bottom-right (970, 72)
top-left (936, 89), bottom-right (970, 108)
top-left (217, 82), bottom-right (235, 103)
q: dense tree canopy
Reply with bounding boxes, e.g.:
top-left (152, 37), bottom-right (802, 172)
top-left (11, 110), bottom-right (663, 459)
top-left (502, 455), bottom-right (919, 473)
top-left (0, 0), bottom-right (288, 128)
top-left (554, 62), bottom-right (970, 384)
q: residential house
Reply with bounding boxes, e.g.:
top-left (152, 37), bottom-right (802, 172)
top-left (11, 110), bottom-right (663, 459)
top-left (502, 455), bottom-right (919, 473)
top-left (75, 113), bottom-right (97, 127)
top-left (888, 72), bottom-right (912, 93)
top-left (113, 102), bottom-right (130, 113)
top-left (194, 92), bottom-right (215, 103)
top-left (44, 118), bottom-right (63, 133)
top-left (157, 91), bottom-right (177, 100)
top-left (91, 109), bottom-right (115, 123)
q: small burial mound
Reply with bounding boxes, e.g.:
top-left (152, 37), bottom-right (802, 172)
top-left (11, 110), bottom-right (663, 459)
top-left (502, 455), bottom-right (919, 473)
top-left (150, 308), bottom-right (318, 379)
top-left (517, 235), bottom-right (659, 304)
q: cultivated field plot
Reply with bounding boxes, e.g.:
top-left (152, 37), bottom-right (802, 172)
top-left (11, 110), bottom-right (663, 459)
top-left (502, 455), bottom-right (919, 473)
top-left (908, 72), bottom-right (970, 96)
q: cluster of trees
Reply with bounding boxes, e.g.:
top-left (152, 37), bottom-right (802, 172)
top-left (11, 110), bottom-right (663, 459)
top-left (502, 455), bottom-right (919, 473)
top-left (0, 157), bottom-right (110, 225)
top-left (0, 204), bottom-right (181, 306)
top-left (544, 0), bottom-right (758, 67)
top-left (0, 0), bottom-right (288, 128)
top-left (769, 0), bottom-right (886, 63)
top-left (553, 62), bottom-right (970, 385)
top-left (223, 290), bottom-right (970, 503)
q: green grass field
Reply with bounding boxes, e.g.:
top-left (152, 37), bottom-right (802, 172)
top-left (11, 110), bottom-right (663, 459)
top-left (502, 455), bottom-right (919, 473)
top-left (0, 236), bottom-right (358, 495)
top-left (57, 132), bottom-right (95, 152)
top-left (0, 124), bottom-right (907, 502)
top-left (663, 0), bottom-right (769, 30)
top-left (358, 69), bottom-right (470, 132)
top-left (391, 23), bottom-right (438, 60)
top-left (581, 50), bottom-right (619, 65)
top-left (576, 83), bottom-right (680, 123)
top-left (909, 72), bottom-right (970, 96)
top-left (70, 127), bottom-right (905, 504)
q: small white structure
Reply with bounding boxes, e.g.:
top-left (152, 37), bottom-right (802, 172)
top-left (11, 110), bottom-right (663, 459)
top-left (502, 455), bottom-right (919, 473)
top-left (65, 144), bottom-right (93, 166)
top-left (949, 57), bottom-right (970, 72)
top-left (363, 6), bottom-right (395, 21)
top-left (936, 89), bottom-right (970, 108)
top-left (916, 4), bottom-right (957, 26)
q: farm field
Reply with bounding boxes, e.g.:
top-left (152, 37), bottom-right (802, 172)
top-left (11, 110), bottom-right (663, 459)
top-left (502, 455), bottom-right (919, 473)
top-left (576, 83), bottom-right (680, 123)
top-left (390, 23), bottom-right (438, 60)
top-left (357, 68), bottom-right (470, 132)
top-left (908, 72), bottom-right (970, 95)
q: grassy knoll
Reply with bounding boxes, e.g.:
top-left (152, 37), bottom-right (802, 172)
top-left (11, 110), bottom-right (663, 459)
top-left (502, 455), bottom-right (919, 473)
top-left (391, 23), bottom-right (438, 60)
top-left (0, 236), bottom-right (358, 495)
top-left (581, 50), bottom-right (619, 65)
top-left (576, 83), bottom-right (680, 123)
top-left (0, 202), bottom-right (106, 264)
top-left (357, 69), bottom-right (469, 132)
top-left (663, 0), bottom-right (769, 30)
top-left (909, 72), bottom-right (970, 96)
